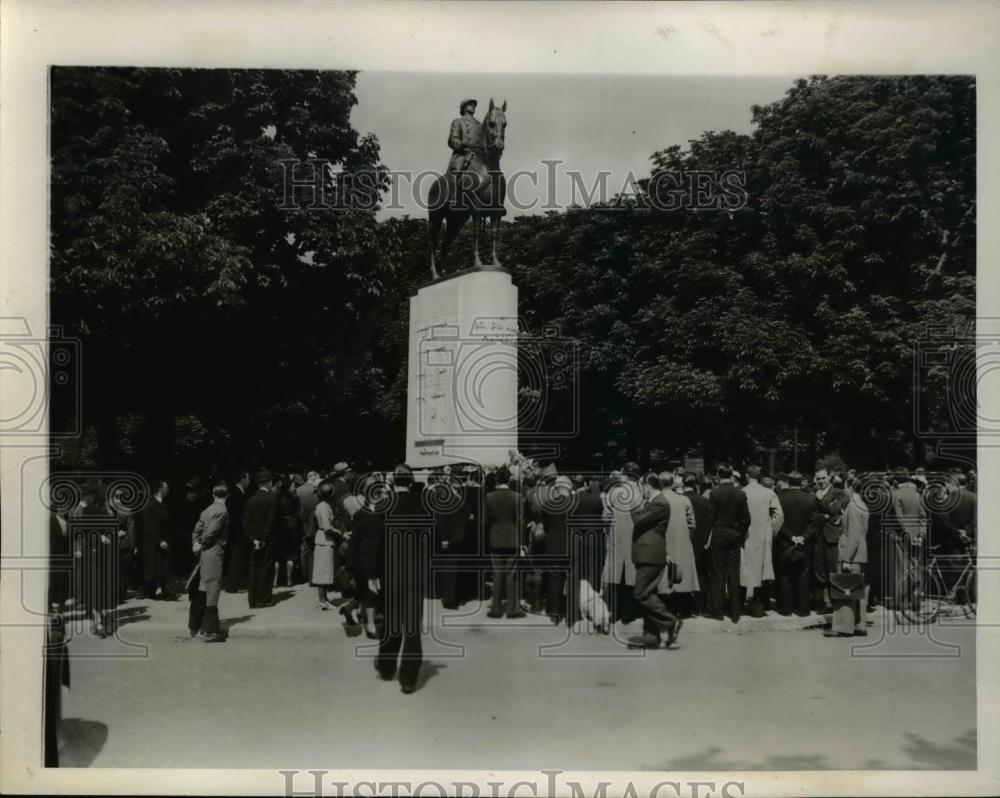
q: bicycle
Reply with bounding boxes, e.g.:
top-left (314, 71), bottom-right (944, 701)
top-left (897, 539), bottom-right (976, 624)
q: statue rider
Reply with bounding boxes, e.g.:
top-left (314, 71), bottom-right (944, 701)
top-left (447, 98), bottom-right (481, 207)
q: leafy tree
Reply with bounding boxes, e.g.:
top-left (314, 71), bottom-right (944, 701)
top-left (51, 67), bottom-right (393, 473)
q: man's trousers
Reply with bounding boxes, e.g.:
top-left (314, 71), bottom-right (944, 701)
top-left (813, 539), bottom-right (839, 605)
top-left (775, 550), bottom-right (812, 616)
top-left (709, 533), bottom-right (743, 619)
top-left (633, 563), bottom-right (679, 639)
top-left (247, 543), bottom-right (274, 609)
top-left (490, 550), bottom-right (520, 615)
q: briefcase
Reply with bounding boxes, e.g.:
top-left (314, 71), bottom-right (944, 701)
top-left (829, 572), bottom-right (865, 601)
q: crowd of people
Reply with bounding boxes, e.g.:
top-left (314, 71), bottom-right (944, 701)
top-left (47, 459), bottom-right (978, 687)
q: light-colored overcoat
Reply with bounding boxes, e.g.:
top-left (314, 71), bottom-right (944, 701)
top-left (741, 481), bottom-right (784, 595)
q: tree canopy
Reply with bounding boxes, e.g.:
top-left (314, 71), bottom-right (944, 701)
top-left (50, 72), bottom-right (975, 476)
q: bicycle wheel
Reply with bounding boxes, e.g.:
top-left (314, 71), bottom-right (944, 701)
top-left (963, 568), bottom-right (977, 614)
top-left (897, 565), bottom-right (946, 624)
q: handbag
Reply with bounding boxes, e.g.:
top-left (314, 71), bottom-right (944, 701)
top-left (829, 571), bottom-right (865, 600)
top-left (334, 565), bottom-right (357, 597)
top-left (666, 560), bottom-right (679, 587)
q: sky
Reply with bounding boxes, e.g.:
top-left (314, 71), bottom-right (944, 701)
top-left (350, 72), bottom-right (796, 219)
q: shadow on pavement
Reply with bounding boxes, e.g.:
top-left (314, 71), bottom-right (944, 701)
top-left (902, 729), bottom-right (976, 769)
top-left (654, 727), bottom-right (977, 770)
top-left (415, 660), bottom-right (447, 690)
top-left (221, 614), bottom-right (254, 630)
top-left (657, 746), bottom-right (829, 771)
top-left (267, 590), bottom-right (297, 607)
top-left (58, 718), bottom-right (108, 767)
top-left (113, 607), bottom-right (151, 628)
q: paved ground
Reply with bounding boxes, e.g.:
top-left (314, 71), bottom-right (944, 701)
top-left (59, 584), bottom-right (976, 770)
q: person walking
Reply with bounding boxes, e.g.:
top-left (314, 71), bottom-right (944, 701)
top-left (372, 464), bottom-right (434, 694)
top-left (627, 475), bottom-right (682, 649)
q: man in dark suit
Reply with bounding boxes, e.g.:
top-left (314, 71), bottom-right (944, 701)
top-left (683, 475), bottom-right (712, 615)
top-left (431, 473), bottom-right (471, 609)
top-left (567, 479), bottom-right (607, 627)
top-left (707, 465), bottom-right (751, 622)
top-left (774, 471), bottom-right (818, 616)
top-left (141, 479), bottom-right (175, 600)
top-left (533, 475), bottom-right (575, 624)
top-left (244, 470), bottom-right (279, 609)
top-left (223, 471), bottom-right (250, 592)
top-left (485, 465), bottom-right (526, 618)
top-left (372, 464), bottom-right (433, 694)
top-left (460, 467), bottom-right (483, 604)
top-left (627, 472), bottom-right (681, 649)
top-left (938, 474), bottom-right (977, 553)
top-left (814, 467), bottom-right (850, 611)
top-left (296, 470), bottom-right (320, 583)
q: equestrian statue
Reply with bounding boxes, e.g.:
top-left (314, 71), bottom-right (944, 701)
top-left (427, 97), bottom-right (508, 279)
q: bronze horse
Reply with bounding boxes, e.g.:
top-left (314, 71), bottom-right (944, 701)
top-left (427, 98), bottom-right (507, 279)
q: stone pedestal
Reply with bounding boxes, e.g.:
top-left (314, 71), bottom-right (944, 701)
top-left (405, 267), bottom-right (518, 469)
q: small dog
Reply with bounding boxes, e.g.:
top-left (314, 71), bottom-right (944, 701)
top-left (575, 579), bottom-right (612, 634)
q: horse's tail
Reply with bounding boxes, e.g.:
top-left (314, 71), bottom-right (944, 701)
top-left (426, 173), bottom-right (449, 216)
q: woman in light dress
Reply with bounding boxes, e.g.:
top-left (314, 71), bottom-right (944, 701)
top-left (311, 482), bottom-right (340, 610)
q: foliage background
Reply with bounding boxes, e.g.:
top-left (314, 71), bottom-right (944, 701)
top-left (49, 70), bottom-right (975, 478)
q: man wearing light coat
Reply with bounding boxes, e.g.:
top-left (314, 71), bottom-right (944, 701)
top-left (186, 485), bottom-right (229, 641)
top-left (600, 465), bottom-right (645, 622)
top-left (741, 464), bottom-right (784, 617)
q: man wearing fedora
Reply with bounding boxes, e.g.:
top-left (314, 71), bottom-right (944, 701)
top-left (245, 470), bottom-right (279, 609)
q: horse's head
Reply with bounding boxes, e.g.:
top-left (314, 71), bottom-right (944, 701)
top-left (483, 97), bottom-right (507, 156)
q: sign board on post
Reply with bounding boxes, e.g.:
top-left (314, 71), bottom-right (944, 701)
top-left (683, 457), bottom-right (705, 475)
